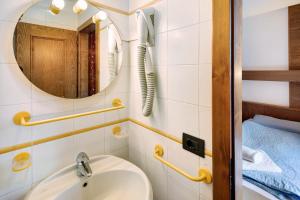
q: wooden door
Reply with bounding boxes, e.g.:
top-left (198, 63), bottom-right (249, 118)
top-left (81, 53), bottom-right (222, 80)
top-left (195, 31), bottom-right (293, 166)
top-left (31, 36), bottom-right (65, 97)
top-left (15, 22), bottom-right (78, 98)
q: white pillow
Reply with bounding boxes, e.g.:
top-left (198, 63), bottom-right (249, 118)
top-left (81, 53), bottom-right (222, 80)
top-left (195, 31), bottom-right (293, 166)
top-left (253, 115), bottom-right (300, 134)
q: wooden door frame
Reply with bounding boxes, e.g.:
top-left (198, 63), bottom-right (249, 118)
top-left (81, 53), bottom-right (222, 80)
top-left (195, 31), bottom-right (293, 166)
top-left (212, 0), bottom-right (242, 200)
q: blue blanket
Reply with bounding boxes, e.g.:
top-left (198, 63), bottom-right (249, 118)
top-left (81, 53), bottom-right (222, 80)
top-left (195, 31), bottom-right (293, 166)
top-left (243, 120), bottom-right (300, 200)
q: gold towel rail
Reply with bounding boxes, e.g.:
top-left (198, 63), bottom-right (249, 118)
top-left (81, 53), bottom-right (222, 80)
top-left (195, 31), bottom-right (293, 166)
top-left (13, 99), bottom-right (125, 126)
top-left (154, 145), bottom-right (213, 183)
top-left (129, 118), bottom-right (213, 158)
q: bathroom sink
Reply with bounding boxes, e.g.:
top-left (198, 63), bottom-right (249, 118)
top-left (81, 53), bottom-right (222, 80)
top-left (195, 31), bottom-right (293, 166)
top-left (25, 155), bottom-right (153, 200)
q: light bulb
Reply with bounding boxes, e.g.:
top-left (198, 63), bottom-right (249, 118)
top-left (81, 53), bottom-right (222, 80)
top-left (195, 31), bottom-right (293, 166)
top-left (49, 0), bottom-right (65, 15)
top-left (73, 0), bottom-right (88, 14)
top-left (92, 10), bottom-right (107, 23)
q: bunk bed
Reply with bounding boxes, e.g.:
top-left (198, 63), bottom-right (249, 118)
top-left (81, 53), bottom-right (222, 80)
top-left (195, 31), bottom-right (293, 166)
top-left (241, 4), bottom-right (300, 200)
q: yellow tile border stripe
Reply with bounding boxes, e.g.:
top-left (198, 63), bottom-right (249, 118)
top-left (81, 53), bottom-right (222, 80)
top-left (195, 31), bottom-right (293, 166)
top-left (0, 118), bottom-right (129, 155)
top-left (129, 118), bottom-right (213, 157)
top-left (0, 117), bottom-right (212, 158)
top-left (87, 0), bottom-right (161, 16)
top-left (129, 118), bottom-right (182, 144)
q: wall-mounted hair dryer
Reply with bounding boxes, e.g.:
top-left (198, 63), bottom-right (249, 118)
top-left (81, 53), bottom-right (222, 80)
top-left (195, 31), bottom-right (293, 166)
top-left (107, 24), bottom-right (122, 82)
top-left (136, 8), bottom-right (156, 117)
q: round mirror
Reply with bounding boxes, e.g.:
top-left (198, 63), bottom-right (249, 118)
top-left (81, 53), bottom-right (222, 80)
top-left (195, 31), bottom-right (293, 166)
top-left (13, 0), bottom-right (123, 98)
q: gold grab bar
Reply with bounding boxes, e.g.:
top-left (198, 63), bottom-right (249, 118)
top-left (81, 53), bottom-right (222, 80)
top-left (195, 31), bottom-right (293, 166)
top-left (13, 99), bottom-right (124, 126)
top-left (154, 145), bottom-right (212, 183)
top-left (129, 118), bottom-right (212, 158)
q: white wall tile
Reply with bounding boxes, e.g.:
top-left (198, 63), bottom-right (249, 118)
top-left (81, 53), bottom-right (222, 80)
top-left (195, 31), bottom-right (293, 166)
top-left (32, 119), bottom-right (74, 140)
top-left (128, 124), bottom-right (147, 170)
top-left (167, 172), bottom-right (200, 200)
top-left (73, 94), bottom-right (106, 111)
top-left (168, 65), bottom-right (198, 105)
top-left (167, 100), bottom-right (199, 138)
top-left (0, 64), bottom-right (31, 106)
top-left (167, 141), bottom-right (200, 179)
top-left (110, 146), bottom-right (129, 160)
top-left (74, 113), bottom-right (105, 130)
top-left (75, 129), bottom-right (105, 157)
top-left (168, 25), bottom-right (199, 65)
top-left (153, 33), bottom-right (168, 66)
top-left (0, 22), bottom-right (17, 64)
top-left (31, 99), bottom-right (74, 116)
top-left (199, 21), bottom-right (212, 64)
top-left (167, 0), bottom-right (199, 30)
top-left (156, 66), bottom-right (168, 99)
top-left (199, 63), bottom-right (212, 107)
top-left (32, 138), bottom-right (77, 183)
top-left (199, 107), bottom-right (212, 150)
top-left (200, 0), bottom-right (212, 22)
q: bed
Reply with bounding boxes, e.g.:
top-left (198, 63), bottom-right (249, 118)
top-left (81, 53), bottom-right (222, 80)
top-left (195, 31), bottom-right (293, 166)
top-left (242, 101), bottom-right (300, 200)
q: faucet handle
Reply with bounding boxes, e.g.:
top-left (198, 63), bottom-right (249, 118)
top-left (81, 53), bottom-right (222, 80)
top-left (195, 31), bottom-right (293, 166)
top-left (76, 152), bottom-right (90, 163)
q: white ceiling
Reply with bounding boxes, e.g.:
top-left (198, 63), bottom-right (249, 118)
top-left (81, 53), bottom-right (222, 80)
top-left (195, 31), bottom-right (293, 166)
top-left (243, 0), bottom-right (300, 17)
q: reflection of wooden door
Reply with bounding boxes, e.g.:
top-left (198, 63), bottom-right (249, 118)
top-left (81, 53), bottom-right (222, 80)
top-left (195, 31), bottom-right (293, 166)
top-left (78, 32), bottom-right (89, 98)
top-left (78, 22), bottom-right (99, 98)
top-left (31, 36), bottom-right (65, 97)
top-left (15, 22), bottom-right (78, 98)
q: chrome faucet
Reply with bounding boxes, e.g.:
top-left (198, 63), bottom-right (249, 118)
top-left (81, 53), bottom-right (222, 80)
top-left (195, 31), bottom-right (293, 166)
top-left (76, 152), bottom-right (92, 178)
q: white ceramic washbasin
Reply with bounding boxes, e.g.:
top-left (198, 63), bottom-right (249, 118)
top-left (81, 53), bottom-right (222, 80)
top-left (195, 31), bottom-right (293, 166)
top-left (25, 155), bottom-right (153, 200)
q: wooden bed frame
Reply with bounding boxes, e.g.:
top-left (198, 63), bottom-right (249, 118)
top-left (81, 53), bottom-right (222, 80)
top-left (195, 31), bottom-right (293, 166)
top-left (243, 101), bottom-right (300, 122)
top-left (242, 4), bottom-right (300, 124)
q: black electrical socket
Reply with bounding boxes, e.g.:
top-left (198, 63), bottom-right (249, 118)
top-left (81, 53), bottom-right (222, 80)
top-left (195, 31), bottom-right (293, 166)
top-left (182, 133), bottom-right (205, 158)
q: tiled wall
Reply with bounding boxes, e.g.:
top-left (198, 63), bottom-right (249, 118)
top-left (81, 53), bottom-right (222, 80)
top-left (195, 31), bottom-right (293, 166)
top-left (0, 0), bottom-right (130, 199)
top-left (128, 0), bottom-right (213, 200)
